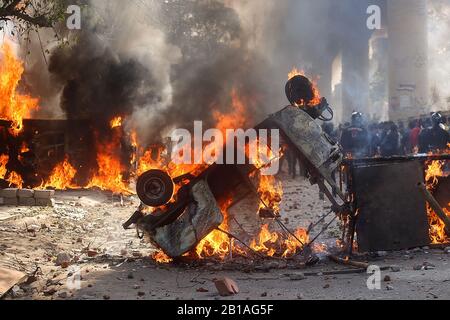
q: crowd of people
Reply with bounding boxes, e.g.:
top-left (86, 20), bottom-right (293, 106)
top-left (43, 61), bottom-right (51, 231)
top-left (325, 111), bottom-right (450, 159)
top-left (279, 111), bottom-right (450, 180)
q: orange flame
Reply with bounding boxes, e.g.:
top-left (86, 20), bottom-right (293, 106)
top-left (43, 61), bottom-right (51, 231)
top-left (130, 130), bottom-right (138, 148)
top-left (282, 228), bottom-right (309, 258)
top-left (137, 147), bottom-right (206, 200)
top-left (247, 143), bottom-right (284, 214)
top-left (195, 199), bottom-right (233, 259)
top-left (87, 139), bottom-right (133, 195)
top-left (0, 43), bottom-right (39, 136)
top-left (7, 171), bottom-right (23, 188)
top-left (250, 224), bottom-right (280, 257)
top-left (213, 89), bottom-right (248, 136)
top-left (425, 160), bottom-right (444, 189)
top-left (288, 67), bottom-right (304, 80)
top-left (192, 91), bottom-right (257, 259)
top-left (257, 175), bottom-right (283, 214)
top-left (425, 160), bottom-right (449, 244)
top-left (153, 250), bottom-right (173, 264)
top-left (0, 154), bottom-right (8, 180)
top-left (41, 157), bottom-right (78, 190)
top-left (110, 116), bottom-right (123, 129)
top-left (137, 147), bottom-right (166, 176)
top-left (287, 67), bottom-right (321, 107)
top-left (249, 224), bottom-right (309, 258)
top-left (20, 142), bottom-right (29, 154)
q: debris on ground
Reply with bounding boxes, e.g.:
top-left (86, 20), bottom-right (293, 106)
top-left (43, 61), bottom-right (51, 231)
top-left (214, 277), bottom-right (239, 297)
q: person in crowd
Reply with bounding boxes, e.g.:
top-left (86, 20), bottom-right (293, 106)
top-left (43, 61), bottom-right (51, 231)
top-left (380, 122), bottom-right (400, 157)
top-left (408, 120), bottom-right (421, 154)
top-left (398, 121), bottom-right (409, 155)
top-left (419, 112), bottom-right (450, 153)
top-left (340, 112), bottom-right (369, 158)
top-left (442, 115), bottom-right (449, 132)
top-left (368, 123), bottom-right (381, 157)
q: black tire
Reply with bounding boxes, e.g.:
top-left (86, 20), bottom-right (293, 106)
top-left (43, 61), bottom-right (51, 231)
top-left (136, 170), bottom-right (174, 207)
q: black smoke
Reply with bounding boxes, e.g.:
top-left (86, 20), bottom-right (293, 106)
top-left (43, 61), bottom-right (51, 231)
top-left (48, 32), bottom-right (161, 135)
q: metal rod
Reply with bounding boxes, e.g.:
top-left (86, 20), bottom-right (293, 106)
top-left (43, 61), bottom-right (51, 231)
top-left (216, 227), bottom-right (264, 258)
top-left (275, 218), bottom-right (305, 247)
top-left (306, 215), bottom-right (337, 248)
top-left (418, 182), bottom-right (450, 233)
top-left (307, 209), bottom-right (333, 233)
top-left (343, 154), bottom-right (450, 166)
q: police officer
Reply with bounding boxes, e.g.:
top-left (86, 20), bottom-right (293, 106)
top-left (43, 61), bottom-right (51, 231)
top-left (340, 112), bottom-right (369, 158)
top-left (419, 112), bottom-right (450, 153)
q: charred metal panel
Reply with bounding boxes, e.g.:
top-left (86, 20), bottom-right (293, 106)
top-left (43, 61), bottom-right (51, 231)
top-left (354, 160), bottom-right (430, 252)
top-left (151, 180), bottom-right (223, 257)
top-left (261, 106), bottom-right (342, 190)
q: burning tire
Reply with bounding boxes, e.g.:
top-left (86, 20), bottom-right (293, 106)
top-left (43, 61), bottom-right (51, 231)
top-left (136, 170), bottom-right (174, 207)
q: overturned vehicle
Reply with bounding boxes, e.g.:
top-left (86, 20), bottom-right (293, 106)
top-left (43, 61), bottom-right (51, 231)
top-left (124, 75), bottom-right (450, 259)
top-left (123, 75), bottom-right (349, 259)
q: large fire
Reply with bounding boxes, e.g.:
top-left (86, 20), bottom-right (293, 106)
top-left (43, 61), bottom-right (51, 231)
top-left (193, 95), bottom-right (248, 259)
top-left (213, 89), bottom-right (247, 135)
top-left (258, 175), bottom-right (283, 213)
top-left (40, 157), bottom-right (77, 190)
top-left (247, 141), bottom-right (284, 215)
top-left (0, 43), bottom-right (39, 136)
top-left (249, 224), bottom-right (309, 258)
top-left (187, 91), bottom-right (305, 260)
top-left (425, 160), bottom-right (449, 244)
top-left (195, 199), bottom-right (234, 259)
top-left (0, 44), bottom-right (313, 262)
top-left (87, 138), bottom-right (133, 195)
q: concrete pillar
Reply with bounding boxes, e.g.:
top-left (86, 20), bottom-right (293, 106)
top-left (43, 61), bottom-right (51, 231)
top-left (317, 58), bottom-right (333, 106)
top-left (369, 29), bottom-right (389, 121)
top-left (341, 37), bottom-right (370, 122)
top-left (387, 0), bottom-right (429, 121)
top-left (331, 52), bottom-right (343, 125)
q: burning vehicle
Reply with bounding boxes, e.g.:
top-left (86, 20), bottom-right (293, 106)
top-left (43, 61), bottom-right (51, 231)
top-left (2, 0), bottom-right (450, 304)
top-left (124, 73), bottom-right (346, 260)
top-left (1, 41), bottom-right (449, 266)
top-left (125, 72), bottom-right (450, 262)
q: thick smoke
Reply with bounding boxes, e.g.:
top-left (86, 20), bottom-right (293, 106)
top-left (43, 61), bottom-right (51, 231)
top-left (46, 0), bottom-right (180, 138)
top-left (22, 0), bottom-right (377, 141)
top-left (429, 0), bottom-right (450, 110)
top-left (131, 0), bottom-right (281, 142)
top-left (22, 0), bottom-right (449, 143)
top-left (26, 0), bottom-right (285, 145)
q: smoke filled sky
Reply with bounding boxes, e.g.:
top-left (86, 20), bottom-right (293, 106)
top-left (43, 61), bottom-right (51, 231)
top-left (3, 0), bottom-right (449, 143)
top-left (429, 0), bottom-right (450, 109)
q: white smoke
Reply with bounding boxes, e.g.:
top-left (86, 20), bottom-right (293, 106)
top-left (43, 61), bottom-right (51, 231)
top-left (429, 0), bottom-right (450, 111)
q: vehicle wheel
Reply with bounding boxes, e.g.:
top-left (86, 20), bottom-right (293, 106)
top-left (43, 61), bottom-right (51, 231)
top-left (136, 170), bottom-right (174, 207)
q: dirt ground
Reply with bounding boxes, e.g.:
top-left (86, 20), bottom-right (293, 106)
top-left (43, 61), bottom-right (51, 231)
top-left (1, 174), bottom-right (450, 301)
